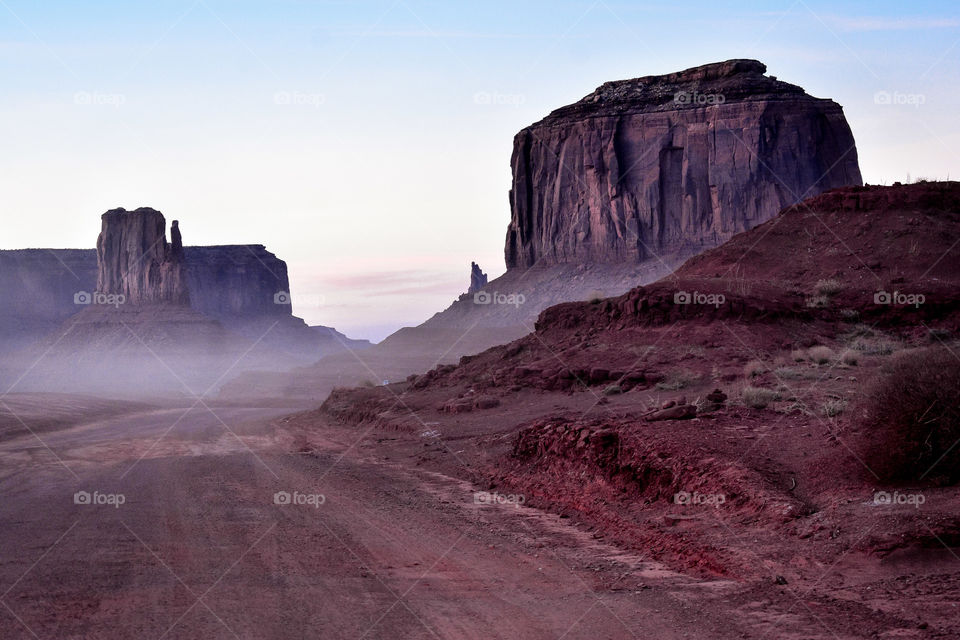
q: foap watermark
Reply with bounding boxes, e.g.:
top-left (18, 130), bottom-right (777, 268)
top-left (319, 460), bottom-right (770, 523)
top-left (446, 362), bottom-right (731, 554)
top-left (273, 90), bottom-right (326, 108)
top-left (473, 90), bottom-right (526, 107)
top-left (74, 490), bottom-right (125, 508)
top-left (674, 91), bottom-right (725, 106)
top-left (874, 290), bottom-right (925, 308)
top-left (474, 291), bottom-right (525, 308)
top-left (274, 291), bottom-right (325, 308)
top-left (874, 90), bottom-right (926, 108)
top-left (74, 91), bottom-right (126, 107)
top-left (873, 491), bottom-right (925, 508)
top-left (673, 291), bottom-right (725, 308)
top-left (674, 491), bottom-right (726, 506)
top-left (474, 491), bottom-right (525, 507)
top-left (74, 291), bottom-right (126, 308)
top-left (274, 490), bottom-right (325, 508)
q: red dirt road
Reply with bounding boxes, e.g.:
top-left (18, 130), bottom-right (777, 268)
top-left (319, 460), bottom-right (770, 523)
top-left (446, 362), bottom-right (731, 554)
top-left (0, 396), bottom-right (760, 639)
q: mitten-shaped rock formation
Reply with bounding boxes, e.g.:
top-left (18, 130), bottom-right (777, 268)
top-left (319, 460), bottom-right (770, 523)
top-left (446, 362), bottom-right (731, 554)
top-left (96, 208), bottom-right (190, 305)
top-left (505, 59), bottom-right (862, 269)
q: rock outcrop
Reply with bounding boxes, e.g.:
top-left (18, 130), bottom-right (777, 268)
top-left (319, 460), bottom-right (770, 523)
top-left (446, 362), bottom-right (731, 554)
top-left (468, 262), bottom-right (488, 294)
top-left (505, 59), bottom-right (862, 269)
top-left (96, 208), bottom-right (190, 305)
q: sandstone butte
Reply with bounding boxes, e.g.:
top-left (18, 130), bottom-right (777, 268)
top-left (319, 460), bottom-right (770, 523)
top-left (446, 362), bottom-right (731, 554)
top-left (95, 207), bottom-right (191, 306)
top-left (504, 58), bottom-right (863, 270)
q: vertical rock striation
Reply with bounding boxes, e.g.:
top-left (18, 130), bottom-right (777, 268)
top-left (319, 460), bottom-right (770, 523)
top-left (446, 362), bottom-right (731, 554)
top-left (505, 59), bottom-right (862, 269)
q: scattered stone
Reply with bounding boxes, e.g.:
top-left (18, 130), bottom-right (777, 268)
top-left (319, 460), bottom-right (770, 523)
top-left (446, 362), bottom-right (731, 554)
top-left (647, 404), bottom-right (697, 421)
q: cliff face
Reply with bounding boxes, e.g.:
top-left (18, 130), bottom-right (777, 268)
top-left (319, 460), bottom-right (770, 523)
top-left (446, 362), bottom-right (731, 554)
top-left (505, 59), bottom-right (863, 269)
top-left (96, 208), bottom-right (190, 305)
top-left (183, 245), bottom-right (291, 326)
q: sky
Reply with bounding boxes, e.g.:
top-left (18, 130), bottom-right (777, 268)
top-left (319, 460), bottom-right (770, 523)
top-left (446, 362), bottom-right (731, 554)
top-left (2, 0), bottom-right (958, 341)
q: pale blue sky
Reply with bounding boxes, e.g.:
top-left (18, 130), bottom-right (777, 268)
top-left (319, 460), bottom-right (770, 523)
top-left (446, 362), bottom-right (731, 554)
top-left (2, 0), bottom-right (958, 340)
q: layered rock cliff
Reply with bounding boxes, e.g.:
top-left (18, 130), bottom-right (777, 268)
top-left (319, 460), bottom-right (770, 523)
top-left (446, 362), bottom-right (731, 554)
top-left (505, 59), bottom-right (862, 269)
top-left (96, 208), bottom-right (190, 305)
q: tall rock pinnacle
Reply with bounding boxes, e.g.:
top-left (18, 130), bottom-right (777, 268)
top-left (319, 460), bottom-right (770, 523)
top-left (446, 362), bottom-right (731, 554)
top-left (468, 262), bottom-right (488, 294)
top-left (95, 207), bottom-right (190, 305)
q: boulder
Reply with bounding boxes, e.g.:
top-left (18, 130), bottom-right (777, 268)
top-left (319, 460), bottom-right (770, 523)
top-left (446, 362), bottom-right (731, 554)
top-left (647, 404), bottom-right (698, 421)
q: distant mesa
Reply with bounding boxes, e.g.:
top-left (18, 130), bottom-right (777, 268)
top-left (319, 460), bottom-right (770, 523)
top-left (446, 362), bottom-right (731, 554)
top-left (0, 205), bottom-right (370, 395)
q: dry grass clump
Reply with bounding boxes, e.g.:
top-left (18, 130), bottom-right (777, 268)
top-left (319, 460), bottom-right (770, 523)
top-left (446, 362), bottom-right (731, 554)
top-left (839, 308), bottom-right (860, 321)
top-left (822, 399), bottom-right (848, 417)
top-left (742, 386), bottom-right (781, 409)
top-left (775, 366), bottom-right (818, 381)
top-left (851, 338), bottom-right (898, 356)
top-left (807, 346), bottom-right (836, 365)
top-left (806, 294), bottom-right (830, 308)
top-left (841, 350), bottom-right (859, 366)
top-left (814, 278), bottom-right (843, 296)
top-left (655, 371), bottom-right (698, 391)
top-left (744, 360), bottom-right (768, 378)
top-left (845, 324), bottom-right (876, 339)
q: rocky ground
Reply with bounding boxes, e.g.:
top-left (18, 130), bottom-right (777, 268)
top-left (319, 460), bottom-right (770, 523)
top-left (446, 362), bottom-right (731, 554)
top-left (314, 182), bottom-right (960, 638)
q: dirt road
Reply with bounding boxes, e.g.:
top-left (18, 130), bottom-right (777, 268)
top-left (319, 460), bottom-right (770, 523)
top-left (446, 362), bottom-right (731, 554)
top-left (0, 395), bottom-right (769, 639)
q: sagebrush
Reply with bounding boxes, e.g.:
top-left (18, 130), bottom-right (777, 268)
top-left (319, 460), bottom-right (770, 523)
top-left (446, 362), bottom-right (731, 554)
top-left (860, 348), bottom-right (960, 484)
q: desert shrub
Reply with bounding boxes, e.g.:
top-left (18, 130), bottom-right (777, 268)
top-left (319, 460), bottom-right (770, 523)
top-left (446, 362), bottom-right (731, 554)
top-left (775, 366), bottom-right (817, 381)
top-left (841, 350), bottom-right (859, 366)
top-left (655, 371), bottom-right (698, 391)
top-left (360, 379), bottom-right (377, 388)
top-left (815, 278), bottom-right (843, 296)
top-left (927, 328), bottom-right (951, 343)
top-left (860, 348), bottom-right (960, 484)
top-left (822, 399), bottom-right (848, 417)
top-left (806, 294), bottom-right (830, 308)
top-left (840, 308), bottom-right (860, 321)
top-left (846, 324), bottom-right (876, 339)
top-left (744, 360), bottom-right (768, 378)
top-left (791, 350), bottom-right (807, 362)
top-left (603, 384), bottom-right (622, 396)
top-left (807, 346), bottom-right (836, 365)
top-left (742, 386), bottom-right (780, 409)
top-left (851, 338), bottom-right (898, 356)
